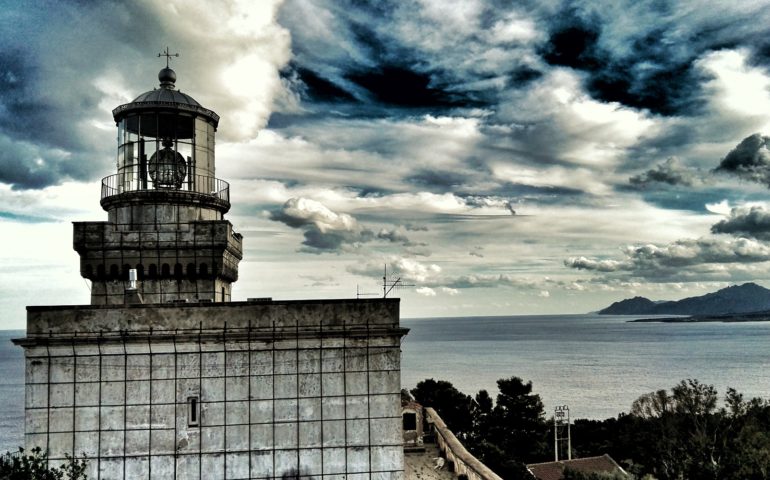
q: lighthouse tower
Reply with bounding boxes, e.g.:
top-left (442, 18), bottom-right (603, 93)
top-left (74, 58), bottom-right (242, 304)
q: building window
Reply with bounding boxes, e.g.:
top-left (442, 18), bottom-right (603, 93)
top-left (188, 396), bottom-right (199, 427)
top-left (403, 412), bottom-right (417, 431)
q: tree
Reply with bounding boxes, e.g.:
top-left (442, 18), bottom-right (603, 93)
top-left (487, 376), bottom-right (549, 462)
top-left (0, 447), bottom-right (88, 480)
top-left (411, 379), bottom-right (474, 439)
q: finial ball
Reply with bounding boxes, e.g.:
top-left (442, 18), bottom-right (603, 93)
top-left (159, 67), bottom-right (177, 87)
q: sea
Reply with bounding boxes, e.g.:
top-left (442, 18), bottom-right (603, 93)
top-left (1, 314), bottom-right (770, 451)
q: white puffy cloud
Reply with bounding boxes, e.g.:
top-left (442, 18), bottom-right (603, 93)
top-left (269, 197), bottom-right (412, 252)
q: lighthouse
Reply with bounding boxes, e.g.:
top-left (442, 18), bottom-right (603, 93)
top-left (14, 55), bottom-right (406, 480)
top-left (74, 54), bottom-right (241, 305)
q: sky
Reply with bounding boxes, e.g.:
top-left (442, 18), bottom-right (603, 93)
top-left (4, 0), bottom-right (770, 327)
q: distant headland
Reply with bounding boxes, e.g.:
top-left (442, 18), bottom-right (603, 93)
top-left (598, 282), bottom-right (770, 323)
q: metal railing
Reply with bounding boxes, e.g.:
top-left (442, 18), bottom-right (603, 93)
top-left (101, 173), bottom-right (229, 203)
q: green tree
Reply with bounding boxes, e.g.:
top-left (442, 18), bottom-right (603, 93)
top-left (487, 376), bottom-right (549, 462)
top-left (411, 379), bottom-right (474, 439)
top-left (0, 447), bottom-right (88, 480)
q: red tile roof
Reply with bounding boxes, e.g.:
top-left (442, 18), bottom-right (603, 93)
top-left (527, 454), bottom-right (627, 480)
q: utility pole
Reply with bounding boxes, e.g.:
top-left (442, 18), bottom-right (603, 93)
top-left (554, 405), bottom-right (571, 461)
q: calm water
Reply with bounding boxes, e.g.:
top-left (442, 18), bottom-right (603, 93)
top-left (0, 330), bottom-right (24, 453)
top-left (401, 315), bottom-right (770, 420)
top-left (1, 314), bottom-right (769, 449)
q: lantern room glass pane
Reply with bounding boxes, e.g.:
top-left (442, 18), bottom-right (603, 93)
top-left (194, 118), bottom-right (215, 177)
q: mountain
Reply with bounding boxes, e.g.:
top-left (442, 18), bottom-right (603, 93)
top-left (600, 296), bottom-right (659, 315)
top-left (598, 283), bottom-right (770, 316)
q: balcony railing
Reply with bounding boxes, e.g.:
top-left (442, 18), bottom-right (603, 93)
top-left (101, 173), bottom-right (230, 203)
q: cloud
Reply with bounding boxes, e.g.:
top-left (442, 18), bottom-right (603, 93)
top-left (629, 157), bottom-right (703, 188)
top-left (348, 256), bottom-right (441, 283)
top-left (715, 134), bottom-right (770, 186)
top-left (269, 197), bottom-right (411, 252)
top-left (415, 287), bottom-right (436, 297)
top-left (565, 237), bottom-right (770, 280)
top-left (565, 257), bottom-right (626, 273)
top-left (711, 204), bottom-right (770, 240)
top-left (0, 1), bottom-right (292, 191)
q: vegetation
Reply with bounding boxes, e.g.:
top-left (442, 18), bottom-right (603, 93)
top-left (411, 376), bottom-right (550, 478)
top-left (0, 447), bottom-right (88, 480)
top-left (411, 377), bottom-right (770, 480)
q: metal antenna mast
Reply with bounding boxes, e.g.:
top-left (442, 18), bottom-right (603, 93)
top-left (355, 284), bottom-right (378, 299)
top-left (382, 264), bottom-right (414, 298)
top-left (554, 405), bottom-right (572, 461)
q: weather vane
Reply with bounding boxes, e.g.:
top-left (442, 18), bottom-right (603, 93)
top-left (158, 46), bottom-right (179, 68)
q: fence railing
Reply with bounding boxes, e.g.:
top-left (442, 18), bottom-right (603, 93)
top-left (425, 407), bottom-right (504, 480)
top-left (101, 173), bottom-right (229, 203)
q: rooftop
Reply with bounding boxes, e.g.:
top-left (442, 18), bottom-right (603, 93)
top-left (527, 454), bottom-right (627, 480)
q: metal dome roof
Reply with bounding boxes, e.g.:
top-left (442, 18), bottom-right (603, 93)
top-left (131, 87), bottom-right (202, 106)
top-left (112, 67), bottom-right (219, 127)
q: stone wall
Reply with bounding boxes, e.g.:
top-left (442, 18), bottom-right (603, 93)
top-left (16, 299), bottom-right (406, 480)
top-left (73, 220), bottom-right (242, 305)
top-left (425, 408), bottom-right (502, 480)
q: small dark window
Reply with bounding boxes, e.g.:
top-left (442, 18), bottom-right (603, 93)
top-left (221, 287), bottom-right (226, 302)
top-left (403, 412), bottom-right (417, 431)
top-left (149, 264), bottom-right (158, 277)
top-left (174, 263), bottom-right (183, 278)
top-left (187, 263), bottom-right (196, 278)
top-left (109, 264), bottom-right (119, 279)
top-left (161, 263), bottom-right (170, 277)
top-left (199, 263), bottom-right (208, 276)
top-left (188, 396), bottom-right (199, 427)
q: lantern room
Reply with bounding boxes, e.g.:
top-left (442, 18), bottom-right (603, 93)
top-left (107, 66), bottom-right (224, 201)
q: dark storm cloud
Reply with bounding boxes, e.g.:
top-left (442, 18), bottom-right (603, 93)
top-left (0, 133), bottom-right (90, 189)
top-left (0, 2), bottom-right (169, 189)
top-left (715, 134), bottom-right (770, 186)
top-left (269, 197), bottom-right (411, 253)
top-left (711, 206), bottom-right (770, 240)
top-left (405, 169), bottom-right (467, 191)
top-left (345, 65), bottom-right (468, 109)
top-left (289, 65), bottom-right (357, 103)
top-left (629, 158), bottom-right (701, 188)
top-left (541, 20), bottom-right (601, 71)
top-left (534, 2), bottom-right (770, 117)
top-left (539, 10), bottom-right (704, 115)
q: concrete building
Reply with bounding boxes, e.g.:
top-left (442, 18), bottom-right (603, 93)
top-left (14, 61), bottom-right (407, 480)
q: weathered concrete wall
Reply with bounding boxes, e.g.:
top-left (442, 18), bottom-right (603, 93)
top-left (73, 220), bottom-right (242, 305)
top-left (17, 299), bottom-right (406, 480)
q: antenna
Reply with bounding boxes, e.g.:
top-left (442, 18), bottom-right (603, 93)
top-left (554, 405), bottom-right (572, 461)
top-left (382, 264), bottom-right (415, 298)
top-left (355, 284), bottom-right (378, 299)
